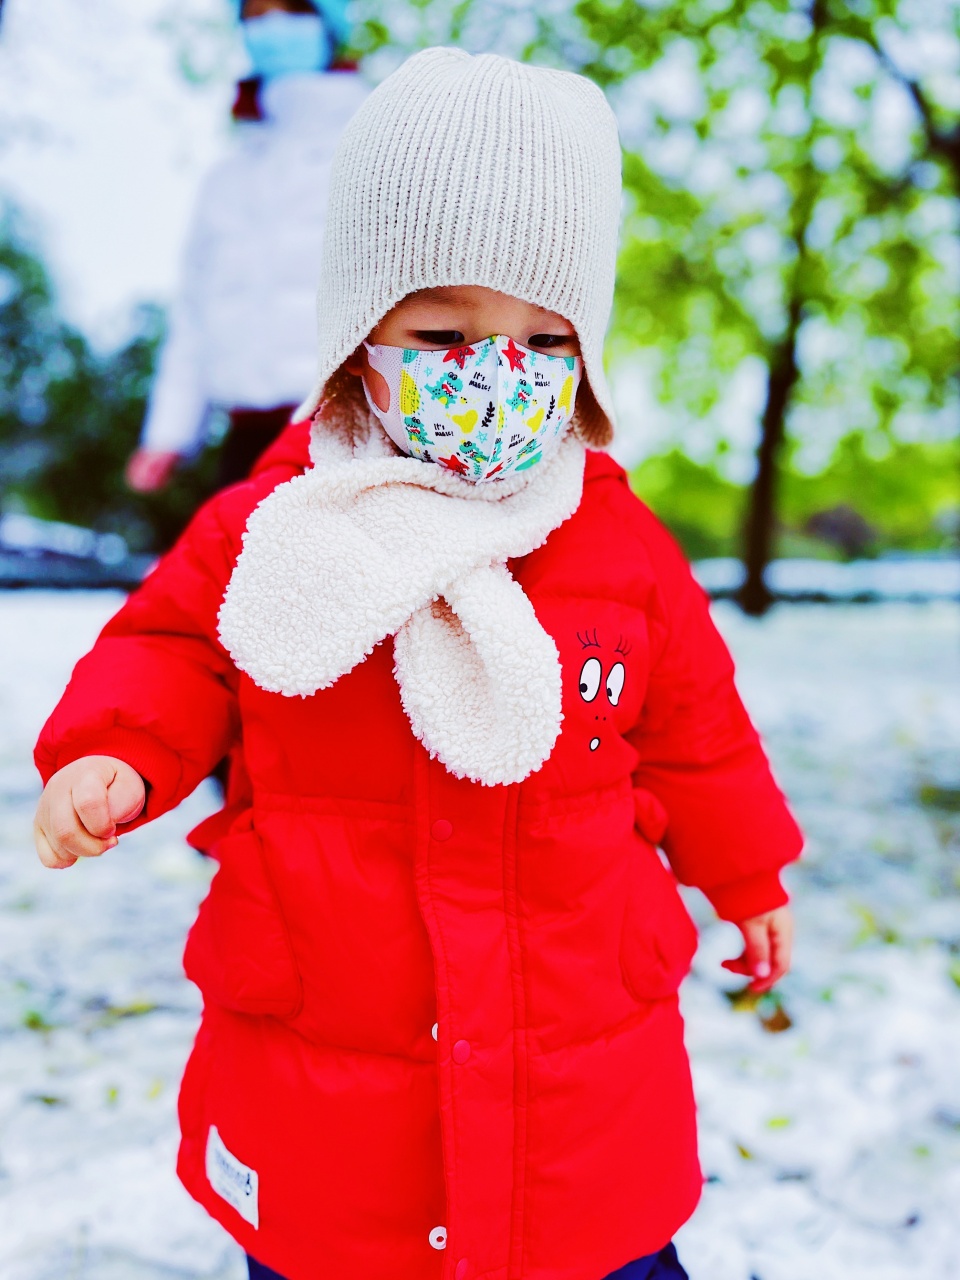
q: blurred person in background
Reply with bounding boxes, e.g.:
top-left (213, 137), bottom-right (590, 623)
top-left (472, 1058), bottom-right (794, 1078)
top-left (125, 0), bottom-right (367, 494)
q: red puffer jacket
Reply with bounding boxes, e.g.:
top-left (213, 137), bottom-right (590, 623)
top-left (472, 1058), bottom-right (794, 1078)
top-left (36, 423), bottom-right (802, 1280)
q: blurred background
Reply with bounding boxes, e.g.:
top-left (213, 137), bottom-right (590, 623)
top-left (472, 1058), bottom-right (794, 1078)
top-left (0, 0), bottom-right (957, 606)
top-left (0, 2), bottom-right (958, 1279)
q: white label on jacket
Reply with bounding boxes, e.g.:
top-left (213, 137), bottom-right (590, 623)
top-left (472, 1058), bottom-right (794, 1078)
top-left (206, 1125), bottom-right (259, 1229)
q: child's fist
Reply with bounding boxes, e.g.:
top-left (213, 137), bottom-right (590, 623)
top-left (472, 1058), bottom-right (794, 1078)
top-left (33, 756), bottom-right (145, 870)
top-left (721, 905), bottom-right (793, 993)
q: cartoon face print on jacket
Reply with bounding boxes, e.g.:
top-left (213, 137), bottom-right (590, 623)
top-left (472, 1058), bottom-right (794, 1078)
top-left (576, 628), bottom-right (633, 753)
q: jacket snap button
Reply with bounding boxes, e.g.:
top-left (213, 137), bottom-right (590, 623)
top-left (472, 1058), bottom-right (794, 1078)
top-left (455, 1260), bottom-right (469, 1280)
top-left (452, 1038), bottom-right (471, 1064)
top-left (431, 1022), bottom-right (438, 1041)
top-left (428, 1225), bottom-right (447, 1250)
top-left (431, 819), bottom-right (453, 841)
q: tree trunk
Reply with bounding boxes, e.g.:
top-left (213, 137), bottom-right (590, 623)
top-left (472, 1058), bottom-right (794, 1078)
top-left (737, 295), bottom-right (802, 616)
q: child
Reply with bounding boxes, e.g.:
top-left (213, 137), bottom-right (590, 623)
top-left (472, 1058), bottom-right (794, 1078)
top-left (33, 48), bottom-right (801, 1280)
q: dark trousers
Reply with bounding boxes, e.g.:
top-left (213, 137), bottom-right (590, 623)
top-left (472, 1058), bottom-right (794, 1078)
top-left (247, 1243), bottom-right (688, 1280)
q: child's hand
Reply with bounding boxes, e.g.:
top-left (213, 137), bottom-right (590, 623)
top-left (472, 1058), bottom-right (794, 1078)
top-left (721, 905), bottom-right (793, 994)
top-left (34, 756), bottom-right (145, 870)
top-left (126, 447), bottom-right (179, 493)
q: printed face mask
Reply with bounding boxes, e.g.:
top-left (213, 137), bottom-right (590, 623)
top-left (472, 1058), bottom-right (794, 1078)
top-left (361, 336), bottom-right (582, 482)
top-left (242, 13), bottom-right (332, 81)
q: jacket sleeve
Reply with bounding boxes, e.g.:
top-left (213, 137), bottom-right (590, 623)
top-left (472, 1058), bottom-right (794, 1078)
top-left (626, 508), bottom-right (803, 922)
top-left (140, 301), bottom-right (210, 455)
top-left (140, 177), bottom-right (214, 456)
top-left (34, 493), bottom-right (247, 827)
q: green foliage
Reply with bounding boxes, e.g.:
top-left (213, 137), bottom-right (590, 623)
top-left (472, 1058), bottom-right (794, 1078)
top-left (575, 0), bottom-right (959, 459)
top-left (0, 213), bottom-right (220, 553)
top-left (631, 436), bottom-right (959, 560)
top-left (630, 450), bottom-right (744, 558)
top-left (781, 434), bottom-right (959, 551)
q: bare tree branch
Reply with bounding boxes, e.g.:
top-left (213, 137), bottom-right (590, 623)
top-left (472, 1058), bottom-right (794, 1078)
top-left (861, 28), bottom-right (960, 180)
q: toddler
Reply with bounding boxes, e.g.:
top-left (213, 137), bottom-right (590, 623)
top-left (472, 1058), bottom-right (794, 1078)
top-left (34, 48), bottom-right (801, 1280)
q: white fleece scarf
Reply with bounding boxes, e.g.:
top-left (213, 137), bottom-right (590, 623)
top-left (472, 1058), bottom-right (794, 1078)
top-left (218, 420), bottom-right (586, 785)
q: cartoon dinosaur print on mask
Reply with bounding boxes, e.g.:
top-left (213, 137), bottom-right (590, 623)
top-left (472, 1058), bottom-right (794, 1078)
top-left (512, 436), bottom-right (544, 470)
top-left (404, 414), bottom-right (428, 446)
top-left (458, 439), bottom-right (490, 472)
top-left (514, 451), bottom-right (543, 471)
top-left (426, 371), bottom-right (464, 406)
top-left (507, 379), bottom-right (533, 414)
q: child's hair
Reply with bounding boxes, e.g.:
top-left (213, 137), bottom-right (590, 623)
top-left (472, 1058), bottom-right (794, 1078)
top-left (312, 361), bottom-right (370, 442)
top-left (294, 48), bottom-right (623, 448)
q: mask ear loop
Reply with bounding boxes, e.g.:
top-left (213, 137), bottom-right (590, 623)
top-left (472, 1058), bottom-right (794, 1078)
top-left (359, 341), bottom-right (396, 416)
top-left (357, 343), bottom-right (429, 460)
top-left (359, 372), bottom-right (384, 419)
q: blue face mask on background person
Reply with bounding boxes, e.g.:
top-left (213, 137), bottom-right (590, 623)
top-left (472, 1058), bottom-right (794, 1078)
top-left (242, 12), bottom-right (333, 80)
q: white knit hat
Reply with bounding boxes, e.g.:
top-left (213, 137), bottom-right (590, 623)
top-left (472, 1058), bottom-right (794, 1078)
top-left (294, 46), bottom-right (623, 446)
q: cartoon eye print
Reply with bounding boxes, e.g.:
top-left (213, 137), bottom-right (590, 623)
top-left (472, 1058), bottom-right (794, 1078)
top-left (576, 631), bottom-right (632, 753)
top-left (579, 657), bottom-right (602, 703)
top-left (606, 662), bottom-right (625, 706)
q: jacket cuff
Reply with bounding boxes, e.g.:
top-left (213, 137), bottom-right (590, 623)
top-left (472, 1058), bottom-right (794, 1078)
top-left (702, 868), bottom-right (789, 922)
top-left (45, 728), bottom-right (183, 825)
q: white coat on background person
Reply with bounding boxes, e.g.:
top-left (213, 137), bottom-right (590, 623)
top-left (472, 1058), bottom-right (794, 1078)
top-left (127, 0), bottom-right (367, 493)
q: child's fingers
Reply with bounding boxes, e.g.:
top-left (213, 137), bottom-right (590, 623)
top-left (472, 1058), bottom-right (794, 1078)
top-left (739, 918), bottom-right (772, 989)
top-left (37, 797), bottom-right (116, 863)
top-left (33, 821), bottom-right (78, 870)
top-left (768, 912), bottom-right (794, 984)
top-left (106, 764), bottom-right (146, 826)
top-left (72, 769), bottom-right (116, 839)
top-left (722, 908), bottom-right (795, 992)
top-left (33, 757), bottom-right (137, 874)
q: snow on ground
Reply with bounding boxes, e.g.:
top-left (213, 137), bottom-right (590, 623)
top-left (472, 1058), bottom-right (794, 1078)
top-left (674, 603), bottom-right (960, 1280)
top-left (0, 592), bottom-right (958, 1279)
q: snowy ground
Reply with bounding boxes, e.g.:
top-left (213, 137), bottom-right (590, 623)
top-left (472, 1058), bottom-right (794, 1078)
top-left (0, 592), bottom-right (958, 1280)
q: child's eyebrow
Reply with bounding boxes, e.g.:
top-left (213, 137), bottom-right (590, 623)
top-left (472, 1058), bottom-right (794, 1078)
top-left (406, 288), bottom-right (483, 310)
top-left (404, 289), bottom-right (566, 324)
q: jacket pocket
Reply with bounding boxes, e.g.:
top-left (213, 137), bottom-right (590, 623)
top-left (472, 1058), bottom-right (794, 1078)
top-left (183, 818), bottom-right (303, 1018)
top-left (619, 834), bottom-right (698, 1002)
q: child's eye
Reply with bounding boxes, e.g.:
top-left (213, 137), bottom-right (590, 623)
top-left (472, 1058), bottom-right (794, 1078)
top-left (413, 330), bottom-right (466, 346)
top-left (528, 333), bottom-right (577, 350)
